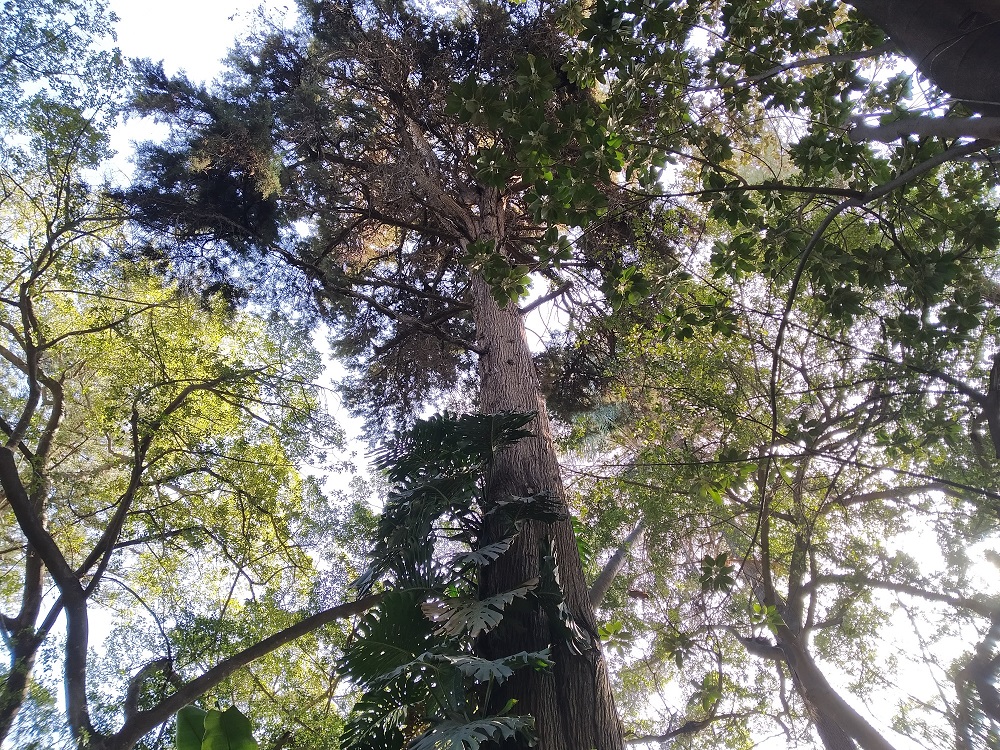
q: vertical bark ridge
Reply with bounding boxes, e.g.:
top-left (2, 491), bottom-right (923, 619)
top-left (471, 272), bottom-right (623, 750)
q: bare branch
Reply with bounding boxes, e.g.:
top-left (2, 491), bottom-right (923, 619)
top-left (834, 482), bottom-right (964, 507)
top-left (625, 713), bottom-right (750, 746)
top-left (520, 282), bottom-right (573, 317)
top-left (805, 574), bottom-right (997, 618)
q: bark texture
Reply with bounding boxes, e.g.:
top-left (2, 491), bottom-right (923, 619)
top-left (0, 450), bottom-right (51, 742)
top-left (847, 0), bottom-right (1000, 115)
top-left (781, 638), bottom-right (895, 750)
top-left (471, 273), bottom-right (624, 750)
top-left (0, 613), bottom-right (39, 741)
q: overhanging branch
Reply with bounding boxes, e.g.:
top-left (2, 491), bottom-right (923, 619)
top-left (850, 115), bottom-right (1000, 143)
top-left (105, 594), bottom-right (382, 750)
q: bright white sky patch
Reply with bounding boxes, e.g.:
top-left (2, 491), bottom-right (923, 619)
top-left (109, 0), bottom-right (292, 83)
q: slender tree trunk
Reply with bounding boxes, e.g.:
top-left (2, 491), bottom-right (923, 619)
top-left (0, 614), bottom-right (39, 741)
top-left (590, 519), bottom-right (645, 608)
top-left (740, 558), bottom-right (895, 750)
top-left (470, 271), bottom-right (624, 750)
top-left (0, 538), bottom-right (45, 741)
top-left (0, 453), bottom-right (46, 742)
top-left (781, 638), bottom-right (896, 750)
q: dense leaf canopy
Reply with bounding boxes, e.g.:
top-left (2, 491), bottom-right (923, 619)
top-left (4, 0), bottom-right (1000, 749)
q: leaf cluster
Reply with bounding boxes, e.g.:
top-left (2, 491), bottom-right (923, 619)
top-left (341, 411), bottom-right (593, 750)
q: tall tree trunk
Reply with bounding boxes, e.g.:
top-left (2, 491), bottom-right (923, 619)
top-left (590, 519), bottom-right (645, 608)
top-left (809, 706), bottom-right (859, 750)
top-left (471, 271), bottom-right (624, 750)
top-left (781, 638), bottom-right (896, 750)
top-left (846, 0), bottom-right (1000, 116)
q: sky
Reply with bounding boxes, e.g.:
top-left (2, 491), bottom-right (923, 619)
top-left (102, 0), bottom-right (298, 184)
top-left (102, 0), bottom-right (374, 473)
top-left (108, 0), bottom-right (293, 84)
top-left (102, 0), bottom-right (567, 349)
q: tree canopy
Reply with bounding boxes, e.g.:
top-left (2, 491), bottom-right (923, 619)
top-left (3, 0), bottom-right (1000, 749)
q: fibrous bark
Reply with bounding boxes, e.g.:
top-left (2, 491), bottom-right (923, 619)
top-left (473, 272), bottom-right (623, 750)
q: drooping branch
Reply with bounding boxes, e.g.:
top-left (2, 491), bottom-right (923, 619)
top-left (906, 353), bottom-right (1000, 457)
top-left (520, 281), bottom-right (573, 317)
top-left (833, 482), bottom-right (964, 507)
top-left (666, 183), bottom-right (865, 201)
top-left (280, 246), bottom-right (484, 355)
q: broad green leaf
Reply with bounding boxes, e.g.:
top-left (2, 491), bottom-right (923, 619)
top-left (202, 707), bottom-right (258, 750)
top-left (450, 537), bottom-right (514, 567)
top-left (410, 716), bottom-right (535, 750)
top-left (340, 591), bottom-right (436, 686)
top-left (421, 580), bottom-right (539, 637)
top-left (175, 705), bottom-right (207, 750)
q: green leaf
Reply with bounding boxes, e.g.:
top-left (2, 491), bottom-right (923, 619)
top-left (372, 412), bottom-right (534, 483)
top-left (421, 580), bottom-right (539, 637)
top-left (384, 649), bottom-right (554, 685)
top-left (451, 537), bottom-right (514, 567)
top-left (445, 650), bottom-right (553, 683)
top-left (535, 541), bottom-right (590, 654)
top-left (340, 591), bottom-right (436, 687)
top-left (699, 552), bottom-right (736, 592)
top-left (175, 705), bottom-right (207, 750)
top-left (202, 707), bottom-right (258, 750)
top-left (341, 689), bottom-right (410, 750)
top-left (410, 716), bottom-right (536, 750)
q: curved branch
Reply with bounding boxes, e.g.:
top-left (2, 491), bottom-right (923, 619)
top-left (105, 594), bottom-right (382, 750)
top-left (805, 574), bottom-right (996, 618)
top-left (625, 713), bottom-right (751, 746)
